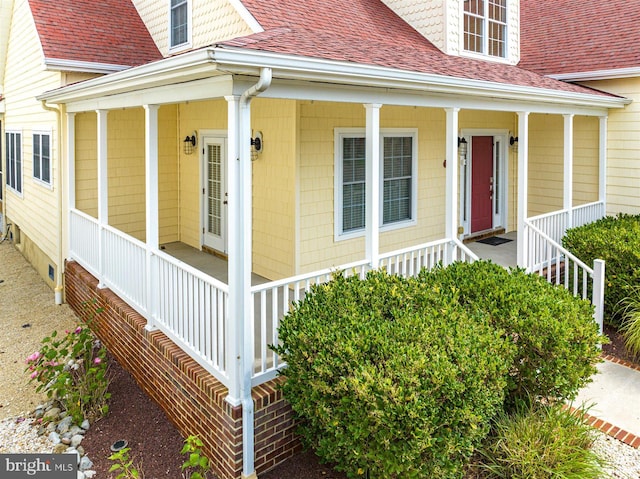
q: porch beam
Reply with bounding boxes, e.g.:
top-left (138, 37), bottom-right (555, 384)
top-left (599, 116), bottom-right (608, 205)
top-left (516, 111), bottom-right (530, 268)
top-left (96, 109), bottom-right (108, 288)
top-left (445, 108), bottom-right (460, 253)
top-left (144, 104), bottom-right (160, 330)
top-left (563, 114), bottom-right (574, 229)
top-left (365, 103), bottom-right (382, 269)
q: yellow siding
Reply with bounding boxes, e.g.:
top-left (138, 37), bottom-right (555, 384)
top-left (62, 72), bottom-right (102, 87)
top-left (75, 112), bottom-right (98, 217)
top-left (177, 99), bottom-right (228, 248)
top-left (158, 104), bottom-right (179, 244)
top-left (132, 0), bottom-right (254, 57)
top-left (572, 115), bottom-right (599, 206)
top-left (251, 99), bottom-right (297, 279)
top-left (298, 102), bottom-right (448, 273)
top-left (582, 78), bottom-right (640, 214)
top-left (3, 0), bottom-right (64, 285)
top-left (528, 114), bottom-right (564, 216)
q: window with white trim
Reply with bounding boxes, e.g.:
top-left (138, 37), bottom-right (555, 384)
top-left (5, 131), bottom-right (22, 194)
top-left (169, 0), bottom-right (189, 49)
top-left (33, 132), bottom-right (51, 186)
top-left (463, 0), bottom-right (507, 58)
top-left (336, 130), bottom-right (417, 237)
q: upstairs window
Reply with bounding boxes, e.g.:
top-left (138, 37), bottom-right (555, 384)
top-left (464, 0), bottom-right (507, 58)
top-left (5, 131), bottom-right (22, 194)
top-left (33, 132), bottom-right (51, 186)
top-left (170, 0), bottom-right (189, 49)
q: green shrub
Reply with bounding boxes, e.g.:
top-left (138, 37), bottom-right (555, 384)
top-left (618, 285), bottom-right (640, 358)
top-left (417, 261), bottom-right (602, 407)
top-left (477, 402), bottom-right (604, 479)
top-left (562, 213), bottom-right (640, 326)
top-left (274, 270), bottom-right (512, 479)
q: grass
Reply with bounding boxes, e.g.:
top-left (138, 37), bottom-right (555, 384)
top-left (476, 401), bottom-right (605, 479)
top-left (618, 285), bottom-right (640, 359)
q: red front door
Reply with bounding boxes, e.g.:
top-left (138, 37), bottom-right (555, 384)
top-left (471, 136), bottom-right (494, 233)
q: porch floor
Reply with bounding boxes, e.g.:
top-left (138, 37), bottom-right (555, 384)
top-left (160, 242), bottom-right (270, 286)
top-left (465, 230), bottom-right (518, 268)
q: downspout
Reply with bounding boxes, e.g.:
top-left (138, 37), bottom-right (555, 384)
top-left (238, 67), bottom-right (272, 479)
top-left (41, 100), bottom-right (64, 305)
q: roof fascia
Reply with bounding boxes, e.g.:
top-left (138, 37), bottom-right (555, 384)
top-left (212, 47), bottom-right (630, 110)
top-left (548, 67), bottom-right (640, 82)
top-left (227, 0), bottom-right (264, 33)
top-left (44, 58), bottom-right (131, 74)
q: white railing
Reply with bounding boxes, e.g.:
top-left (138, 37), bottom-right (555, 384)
top-left (249, 259), bottom-right (371, 386)
top-left (250, 239), bottom-right (478, 386)
top-left (527, 201), bottom-right (606, 245)
top-left (69, 210), bottom-right (100, 277)
top-left (68, 208), bottom-right (231, 387)
top-left (524, 220), bottom-right (604, 333)
top-left (102, 225), bottom-right (147, 315)
top-left (152, 251), bottom-right (230, 385)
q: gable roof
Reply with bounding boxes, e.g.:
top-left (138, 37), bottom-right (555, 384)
top-left (28, 0), bottom-right (161, 71)
top-left (519, 0), bottom-right (640, 77)
top-left (222, 0), bottom-right (614, 97)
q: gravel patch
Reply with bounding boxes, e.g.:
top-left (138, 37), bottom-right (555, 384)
top-left (0, 242), bottom-right (78, 419)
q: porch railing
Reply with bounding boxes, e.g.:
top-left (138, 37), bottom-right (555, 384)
top-left (527, 200), bottom-right (606, 244)
top-left (249, 239), bottom-right (478, 386)
top-left (68, 209), bottom-right (230, 386)
top-left (523, 219), bottom-right (604, 333)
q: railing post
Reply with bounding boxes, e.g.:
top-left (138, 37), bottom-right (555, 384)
top-left (592, 259), bottom-right (605, 336)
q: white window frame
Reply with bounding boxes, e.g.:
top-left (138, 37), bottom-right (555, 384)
top-left (32, 130), bottom-right (53, 189)
top-left (5, 130), bottom-right (23, 196)
top-left (461, 0), bottom-right (508, 60)
top-left (168, 0), bottom-right (192, 52)
top-left (334, 128), bottom-right (418, 241)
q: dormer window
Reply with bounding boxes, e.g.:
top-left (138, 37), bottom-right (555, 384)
top-left (170, 0), bottom-right (190, 49)
top-left (464, 0), bottom-right (507, 58)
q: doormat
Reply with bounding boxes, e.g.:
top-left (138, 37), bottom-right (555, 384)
top-left (476, 236), bottom-right (513, 246)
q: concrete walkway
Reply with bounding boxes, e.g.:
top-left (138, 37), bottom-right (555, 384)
top-left (574, 356), bottom-right (640, 447)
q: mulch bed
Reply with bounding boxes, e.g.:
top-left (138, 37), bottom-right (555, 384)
top-left (84, 325), bottom-right (638, 479)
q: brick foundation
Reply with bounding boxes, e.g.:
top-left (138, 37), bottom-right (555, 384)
top-left (65, 260), bottom-right (300, 478)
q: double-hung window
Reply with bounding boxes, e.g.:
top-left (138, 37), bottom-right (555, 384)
top-left (5, 131), bottom-right (22, 194)
top-left (169, 0), bottom-right (190, 49)
top-left (33, 132), bottom-right (51, 186)
top-left (463, 0), bottom-right (507, 58)
top-left (336, 129), bottom-right (417, 238)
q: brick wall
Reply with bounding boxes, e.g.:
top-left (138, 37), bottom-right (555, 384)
top-left (65, 260), bottom-right (300, 478)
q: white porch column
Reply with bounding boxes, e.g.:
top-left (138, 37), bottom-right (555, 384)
top-left (444, 108), bottom-right (460, 253)
top-left (599, 116), bottom-right (608, 206)
top-left (144, 104), bottom-right (160, 331)
top-left (96, 110), bottom-right (108, 288)
top-left (365, 103), bottom-right (382, 268)
top-left (563, 114), bottom-right (574, 229)
top-left (516, 111), bottom-right (530, 268)
top-left (66, 113), bottom-right (76, 260)
top-left (225, 95), bottom-right (242, 406)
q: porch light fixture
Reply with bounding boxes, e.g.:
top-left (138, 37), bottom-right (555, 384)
top-left (250, 131), bottom-right (264, 161)
top-left (183, 131), bottom-right (197, 155)
top-left (458, 137), bottom-right (468, 157)
top-left (510, 136), bottom-right (518, 152)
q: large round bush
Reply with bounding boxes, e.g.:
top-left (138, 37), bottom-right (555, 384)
top-left (563, 213), bottom-right (640, 326)
top-left (417, 261), bottom-right (603, 406)
top-left (273, 270), bottom-right (512, 478)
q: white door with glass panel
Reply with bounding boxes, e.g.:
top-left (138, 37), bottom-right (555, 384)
top-left (202, 137), bottom-right (227, 253)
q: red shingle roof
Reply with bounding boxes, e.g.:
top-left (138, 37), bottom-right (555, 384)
top-left (520, 0), bottom-right (640, 76)
top-left (225, 0), bottom-right (612, 96)
top-left (29, 0), bottom-right (161, 68)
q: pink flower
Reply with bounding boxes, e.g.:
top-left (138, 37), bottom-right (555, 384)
top-left (30, 371), bottom-right (38, 379)
top-left (26, 352), bottom-right (41, 363)
top-left (74, 326), bottom-right (82, 334)
top-left (93, 357), bottom-right (102, 365)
